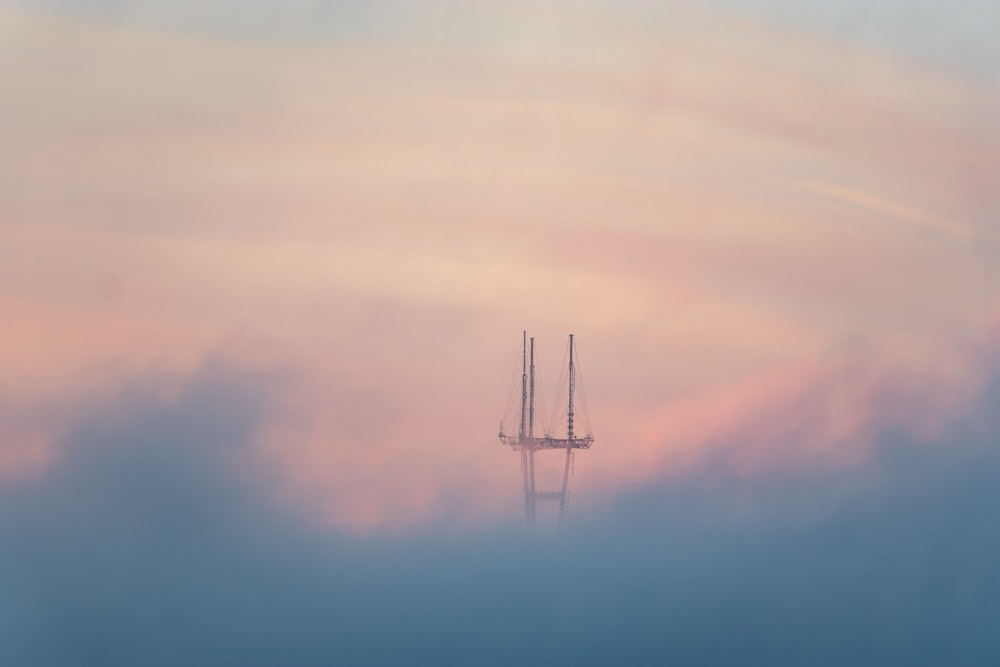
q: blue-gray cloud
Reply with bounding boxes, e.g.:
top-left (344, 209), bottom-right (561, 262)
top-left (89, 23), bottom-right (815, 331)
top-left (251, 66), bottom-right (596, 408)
top-left (706, 0), bottom-right (1000, 79)
top-left (6, 0), bottom-right (999, 79)
top-left (1, 358), bottom-right (999, 666)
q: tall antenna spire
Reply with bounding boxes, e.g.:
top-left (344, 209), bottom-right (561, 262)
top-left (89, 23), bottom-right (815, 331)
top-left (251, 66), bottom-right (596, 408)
top-left (519, 331), bottom-right (527, 440)
top-left (567, 333), bottom-right (575, 441)
top-left (529, 337), bottom-right (535, 439)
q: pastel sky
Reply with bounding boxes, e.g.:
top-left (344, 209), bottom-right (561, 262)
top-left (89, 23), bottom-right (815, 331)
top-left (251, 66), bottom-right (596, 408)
top-left (2, 1), bottom-right (999, 663)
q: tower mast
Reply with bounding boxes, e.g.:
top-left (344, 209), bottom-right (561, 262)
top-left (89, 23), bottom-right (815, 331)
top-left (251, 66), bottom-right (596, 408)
top-left (498, 332), bottom-right (593, 528)
top-left (529, 337), bottom-right (535, 439)
top-left (559, 334), bottom-right (575, 522)
top-left (567, 334), bottom-right (575, 441)
top-left (528, 336), bottom-right (536, 526)
top-left (519, 331), bottom-right (527, 440)
top-left (520, 332), bottom-right (530, 522)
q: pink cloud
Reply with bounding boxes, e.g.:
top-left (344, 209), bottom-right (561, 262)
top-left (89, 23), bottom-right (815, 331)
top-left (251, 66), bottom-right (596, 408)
top-left (0, 4), bottom-right (997, 530)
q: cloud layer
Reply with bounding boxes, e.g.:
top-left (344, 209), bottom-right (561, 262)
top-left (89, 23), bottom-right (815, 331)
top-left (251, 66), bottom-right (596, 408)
top-left (1, 357), bottom-right (998, 665)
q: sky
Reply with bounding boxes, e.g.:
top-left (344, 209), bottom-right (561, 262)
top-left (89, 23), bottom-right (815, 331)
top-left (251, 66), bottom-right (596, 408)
top-left (1, 0), bottom-right (999, 664)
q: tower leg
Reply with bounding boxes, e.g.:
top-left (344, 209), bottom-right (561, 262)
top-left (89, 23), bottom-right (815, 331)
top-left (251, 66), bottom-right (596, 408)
top-left (528, 448), bottom-right (537, 528)
top-left (559, 448), bottom-right (572, 525)
top-left (521, 449), bottom-right (531, 523)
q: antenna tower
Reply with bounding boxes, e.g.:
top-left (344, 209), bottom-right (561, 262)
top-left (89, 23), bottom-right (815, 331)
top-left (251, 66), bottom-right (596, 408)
top-left (499, 332), bottom-right (594, 527)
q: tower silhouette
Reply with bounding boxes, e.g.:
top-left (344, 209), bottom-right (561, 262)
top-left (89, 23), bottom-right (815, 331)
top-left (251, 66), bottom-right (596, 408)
top-left (499, 332), bottom-right (593, 526)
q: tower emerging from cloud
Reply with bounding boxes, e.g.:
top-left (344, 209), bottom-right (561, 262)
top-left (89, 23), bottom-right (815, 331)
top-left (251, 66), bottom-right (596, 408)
top-left (499, 332), bottom-right (594, 527)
